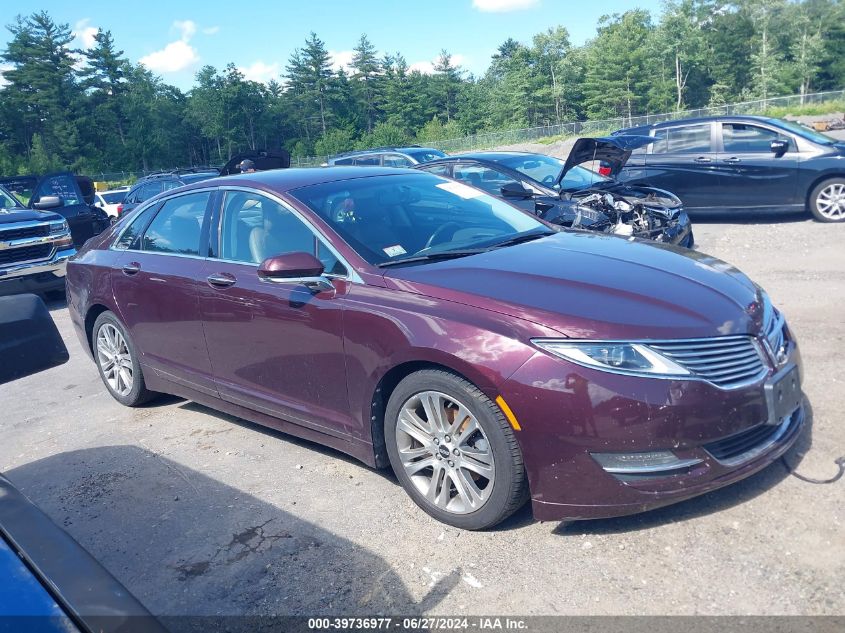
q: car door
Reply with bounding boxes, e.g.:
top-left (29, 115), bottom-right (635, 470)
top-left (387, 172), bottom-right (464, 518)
top-left (110, 189), bottom-right (218, 396)
top-left (638, 123), bottom-right (720, 212)
top-left (716, 122), bottom-right (800, 211)
top-left (199, 188), bottom-right (355, 438)
top-left (30, 173), bottom-right (100, 246)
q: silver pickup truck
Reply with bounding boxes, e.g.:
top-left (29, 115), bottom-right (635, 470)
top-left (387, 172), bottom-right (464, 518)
top-left (0, 184), bottom-right (76, 297)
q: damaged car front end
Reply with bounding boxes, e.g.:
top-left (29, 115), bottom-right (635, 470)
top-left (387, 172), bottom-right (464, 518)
top-left (415, 136), bottom-right (693, 247)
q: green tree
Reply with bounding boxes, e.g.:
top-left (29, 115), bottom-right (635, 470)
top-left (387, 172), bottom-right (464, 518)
top-left (350, 34), bottom-right (382, 133)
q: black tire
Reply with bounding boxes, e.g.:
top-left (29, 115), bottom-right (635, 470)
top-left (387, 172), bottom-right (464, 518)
top-left (808, 177), bottom-right (845, 222)
top-left (384, 369), bottom-right (528, 530)
top-left (92, 311), bottom-right (155, 407)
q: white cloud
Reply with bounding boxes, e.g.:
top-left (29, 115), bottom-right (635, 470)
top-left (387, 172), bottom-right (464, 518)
top-left (140, 40), bottom-right (199, 73)
top-left (472, 0), bottom-right (539, 12)
top-left (238, 60), bottom-right (280, 84)
top-left (0, 63), bottom-right (13, 87)
top-left (173, 19), bottom-right (197, 41)
top-left (329, 50), bottom-right (355, 73)
top-left (409, 53), bottom-right (467, 75)
top-left (73, 18), bottom-right (98, 49)
top-left (202, 25), bottom-right (220, 35)
top-left (140, 19), bottom-right (205, 74)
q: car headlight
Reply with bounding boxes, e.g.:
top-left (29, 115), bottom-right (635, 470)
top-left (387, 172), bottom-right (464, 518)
top-left (49, 220), bottom-right (69, 235)
top-left (531, 339), bottom-right (691, 377)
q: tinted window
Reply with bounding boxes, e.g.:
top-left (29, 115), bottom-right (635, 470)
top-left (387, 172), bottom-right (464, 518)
top-left (34, 174), bottom-right (82, 208)
top-left (722, 123), bottom-right (789, 153)
top-left (453, 163), bottom-right (518, 196)
top-left (383, 154), bottom-right (413, 168)
top-left (290, 173), bottom-right (545, 266)
top-left (101, 191), bottom-right (126, 204)
top-left (136, 181), bottom-right (164, 203)
top-left (181, 173), bottom-right (218, 185)
top-left (354, 155), bottom-right (381, 166)
top-left (652, 124), bottom-right (711, 154)
top-left (114, 204), bottom-right (159, 250)
top-left (498, 154), bottom-right (563, 186)
top-left (219, 191), bottom-right (344, 275)
top-left (418, 163), bottom-right (451, 177)
top-left (404, 149), bottom-right (447, 163)
top-left (332, 157), bottom-right (354, 165)
top-left (141, 191), bottom-right (210, 255)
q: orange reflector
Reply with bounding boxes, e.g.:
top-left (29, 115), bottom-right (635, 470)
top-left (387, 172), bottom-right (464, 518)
top-left (495, 395), bottom-right (521, 431)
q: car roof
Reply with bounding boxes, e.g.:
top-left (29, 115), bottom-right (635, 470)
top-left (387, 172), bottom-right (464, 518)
top-left (330, 146), bottom-right (438, 159)
top-left (618, 114), bottom-right (779, 132)
top-left (198, 166), bottom-right (421, 193)
top-left (428, 151), bottom-right (544, 163)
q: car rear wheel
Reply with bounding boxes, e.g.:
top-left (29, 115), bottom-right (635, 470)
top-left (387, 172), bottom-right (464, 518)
top-left (384, 369), bottom-right (528, 530)
top-left (809, 178), bottom-right (845, 222)
top-left (92, 311), bottom-right (154, 407)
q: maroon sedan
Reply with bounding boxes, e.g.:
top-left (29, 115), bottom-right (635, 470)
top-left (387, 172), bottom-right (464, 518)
top-left (66, 167), bottom-right (805, 529)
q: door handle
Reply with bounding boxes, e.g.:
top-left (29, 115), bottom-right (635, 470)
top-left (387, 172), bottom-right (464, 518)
top-left (207, 273), bottom-right (236, 288)
top-left (122, 262), bottom-right (141, 275)
top-left (693, 156), bottom-right (712, 164)
top-left (723, 157), bottom-right (741, 164)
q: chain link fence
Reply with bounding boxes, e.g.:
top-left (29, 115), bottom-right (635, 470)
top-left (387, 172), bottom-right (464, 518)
top-left (288, 89), bottom-right (845, 167)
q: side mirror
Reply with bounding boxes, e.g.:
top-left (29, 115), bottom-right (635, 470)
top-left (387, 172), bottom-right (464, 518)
top-left (770, 139), bottom-right (789, 155)
top-left (33, 195), bottom-right (62, 210)
top-left (500, 182), bottom-right (532, 199)
top-left (258, 252), bottom-right (334, 293)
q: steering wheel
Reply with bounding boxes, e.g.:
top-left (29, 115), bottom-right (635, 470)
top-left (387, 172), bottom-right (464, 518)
top-left (541, 175), bottom-right (556, 185)
top-left (425, 222), bottom-right (462, 249)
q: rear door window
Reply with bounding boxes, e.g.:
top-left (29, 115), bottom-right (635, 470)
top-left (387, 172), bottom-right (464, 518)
top-left (353, 155), bottom-right (381, 166)
top-left (383, 154), bottom-right (413, 168)
top-left (136, 182), bottom-right (164, 203)
top-left (141, 191), bottom-right (210, 255)
top-left (453, 163), bottom-right (517, 196)
top-left (651, 124), bottom-right (712, 154)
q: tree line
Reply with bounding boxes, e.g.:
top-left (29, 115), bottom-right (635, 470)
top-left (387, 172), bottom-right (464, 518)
top-left (1, 0), bottom-right (843, 176)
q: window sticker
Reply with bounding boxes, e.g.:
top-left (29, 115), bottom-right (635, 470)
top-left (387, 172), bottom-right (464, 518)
top-left (383, 244), bottom-right (407, 257)
top-left (436, 181), bottom-right (484, 199)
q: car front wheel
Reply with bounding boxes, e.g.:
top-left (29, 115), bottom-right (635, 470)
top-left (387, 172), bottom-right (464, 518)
top-left (809, 178), bottom-right (845, 222)
top-left (92, 311), bottom-right (155, 407)
top-left (384, 369), bottom-right (528, 530)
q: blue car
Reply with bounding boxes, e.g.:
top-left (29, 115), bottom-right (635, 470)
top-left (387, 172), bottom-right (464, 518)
top-left (613, 115), bottom-right (845, 222)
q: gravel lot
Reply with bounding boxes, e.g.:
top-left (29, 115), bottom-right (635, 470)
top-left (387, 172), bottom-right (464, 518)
top-left (1, 214), bottom-right (844, 621)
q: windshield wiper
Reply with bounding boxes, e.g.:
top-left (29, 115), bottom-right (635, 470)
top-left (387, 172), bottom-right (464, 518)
top-left (377, 248), bottom-right (486, 268)
top-left (482, 230), bottom-right (555, 250)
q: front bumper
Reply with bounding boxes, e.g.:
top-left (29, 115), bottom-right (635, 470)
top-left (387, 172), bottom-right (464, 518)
top-left (0, 247), bottom-right (76, 296)
top-left (501, 343), bottom-right (804, 522)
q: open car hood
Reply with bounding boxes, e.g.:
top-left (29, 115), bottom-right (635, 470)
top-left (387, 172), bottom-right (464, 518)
top-left (557, 135), bottom-right (654, 184)
top-left (219, 149), bottom-right (291, 176)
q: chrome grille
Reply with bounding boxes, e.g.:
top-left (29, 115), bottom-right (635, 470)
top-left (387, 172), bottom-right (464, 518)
top-left (0, 224), bottom-right (50, 241)
top-left (648, 336), bottom-right (767, 388)
top-left (0, 243), bottom-right (53, 265)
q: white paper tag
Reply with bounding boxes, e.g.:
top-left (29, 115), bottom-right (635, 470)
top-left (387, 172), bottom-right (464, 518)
top-left (436, 181), bottom-right (484, 199)
top-left (383, 244), bottom-right (407, 257)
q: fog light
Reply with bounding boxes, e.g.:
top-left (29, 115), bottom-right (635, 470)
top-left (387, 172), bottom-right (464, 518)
top-left (591, 451), bottom-right (702, 474)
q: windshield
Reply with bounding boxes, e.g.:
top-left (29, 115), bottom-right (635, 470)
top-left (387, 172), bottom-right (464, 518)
top-left (559, 164), bottom-right (610, 191)
top-left (498, 154), bottom-right (564, 187)
top-left (0, 186), bottom-right (24, 210)
top-left (101, 191), bottom-right (126, 204)
top-left (770, 118), bottom-right (837, 145)
top-left (290, 173), bottom-right (546, 266)
top-left (405, 148), bottom-right (447, 163)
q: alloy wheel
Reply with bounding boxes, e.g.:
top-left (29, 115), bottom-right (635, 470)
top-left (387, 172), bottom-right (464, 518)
top-left (395, 390), bottom-right (495, 514)
top-left (96, 323), bottom-right (134, 396)
top-left (816, 183), bottom-right (845, 220)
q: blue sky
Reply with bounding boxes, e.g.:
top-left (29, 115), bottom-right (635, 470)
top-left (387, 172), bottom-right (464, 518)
top-left (4, 0), bottom-right (663, 90)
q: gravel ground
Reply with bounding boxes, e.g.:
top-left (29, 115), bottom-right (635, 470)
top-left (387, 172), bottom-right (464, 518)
top-left (1, 216), bottom-right (844, 621)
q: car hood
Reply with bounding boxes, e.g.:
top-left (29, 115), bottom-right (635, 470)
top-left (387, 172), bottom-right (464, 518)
top-left (0, 207), bottom-right (64, 224)
top-left (383, 232), bottom-right (764, 340)
top-left (558, 135), bottom-right (654, 184)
